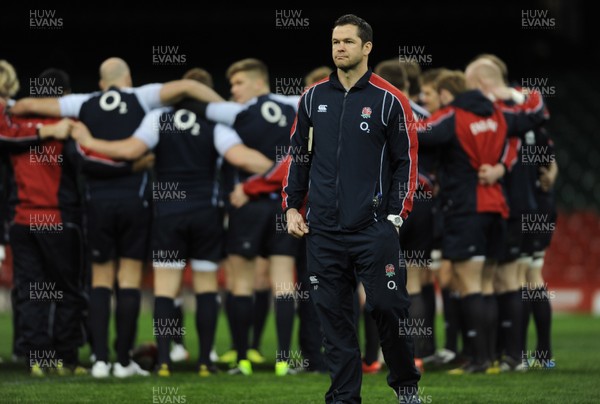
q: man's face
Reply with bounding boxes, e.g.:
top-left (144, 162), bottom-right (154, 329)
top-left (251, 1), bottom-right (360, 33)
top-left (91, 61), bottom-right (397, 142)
top-left (332, 24), bottom-right (369, 72)
top-left (229, 71), bottom-right (260, 104)
top-left (420, 84), bottom-right (441, 114)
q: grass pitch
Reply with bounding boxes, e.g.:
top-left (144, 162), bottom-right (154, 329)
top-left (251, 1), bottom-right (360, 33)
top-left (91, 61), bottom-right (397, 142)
top-left (0, 305), bottom-right (599, 403)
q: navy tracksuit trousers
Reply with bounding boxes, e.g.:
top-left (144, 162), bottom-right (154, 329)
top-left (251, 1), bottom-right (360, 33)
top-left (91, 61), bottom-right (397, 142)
top-left (306, 220), bottom-right (421, 403)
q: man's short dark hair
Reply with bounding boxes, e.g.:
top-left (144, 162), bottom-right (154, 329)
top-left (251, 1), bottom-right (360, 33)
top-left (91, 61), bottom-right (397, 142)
top-left (39, 68), bottom-right (71, 94)
top-left (334, 14), bottom-right (373, 45)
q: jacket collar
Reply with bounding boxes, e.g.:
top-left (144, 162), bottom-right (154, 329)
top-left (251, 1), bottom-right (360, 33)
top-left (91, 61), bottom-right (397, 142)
top-left (329, 68), bottom-right (372, 92)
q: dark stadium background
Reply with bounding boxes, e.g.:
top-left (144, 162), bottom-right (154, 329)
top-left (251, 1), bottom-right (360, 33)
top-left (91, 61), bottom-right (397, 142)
top-left (1, 3), bottom-right (596, 99)
top-left (2, 1), bottom-right (599, 310)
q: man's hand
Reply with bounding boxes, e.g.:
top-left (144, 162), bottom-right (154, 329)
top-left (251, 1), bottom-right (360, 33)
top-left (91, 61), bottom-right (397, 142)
top-left (70, 121), bottom-right (94, 147)
top-left (286, 208), bottom-right (309, 239)
top-left (539, 163), bottom-right (558, 192)
top-left (38, 118), bottom-right (74, 140)
top-left (478, 163), bottom-right (505, 185)
top-left (132, 153), bottom-right (155, 172)
top-left (230, 183), bottom-right (249, 208)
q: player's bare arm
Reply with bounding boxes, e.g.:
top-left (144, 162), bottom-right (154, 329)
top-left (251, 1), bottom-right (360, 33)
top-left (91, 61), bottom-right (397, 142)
top-left (71, 121), bottom-right (148, 160)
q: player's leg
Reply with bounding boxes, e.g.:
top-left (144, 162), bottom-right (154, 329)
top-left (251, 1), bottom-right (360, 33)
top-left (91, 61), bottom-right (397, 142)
top-left (150, 213), bottom-right (188, 376)
top-left (169, 283), bottom-right (189, 363)
top-left (437, 258), bottom-right (460, 364)
top-left (44, 222), bottom-right (87, 374)
top-left (192, 267), bottom-right (219, 375)
top-left (482, 259), bottom-right (499, 372)
top-left (406, 263), bottom-right (425, 371)
top-left (114, 258), bottom-right (144, 371)
top-left (517, 256), bottom-right (532, 354)
top-left (494, 259), bottom-right (524, 370)
top-left (227, 254), bottom-right (255, 373)
top-left (89, 260), bottom-right (116, 376)
top-left (171, 285), bottom-right (185, 349)
top-left (449, 257), bottom-right (486, 373)
top-left (113, 198), bottom-right (152, 376)
top-left (494, 216), bottom-right (525, 371)
top-left (218, 256), bottom-right (238, 363)
top-left (225, 199), bottom-right (272, 374)
top-left (420, 270), bottom-right (437, 363)
top-left (269, 254), bottom-right (296, 375)
top-left (527, 251), bottom-right (553, 362)
top-left (444, 214), bottom-right (488, 373)
top-left (249, 256), bottom-right (270, 364)
top-left (400, 203), bottom-right (427, 372)
top-left (190, 208), bottom-right (223, 376)
top-left (153, 266), bottom-right (185, 375)
top-left (86, 199), bottom-right (117, 377)
top-left (9, 224), bottom-right (51, 375)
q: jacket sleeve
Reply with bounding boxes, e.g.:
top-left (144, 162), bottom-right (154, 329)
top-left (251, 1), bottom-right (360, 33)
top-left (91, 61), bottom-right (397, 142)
top-left (0, 107), bottom-right (41, 152)
top-left (387, 95), bottom-right (419, 220)
top-left (501, 89), bottom-right (549, 137)
top-left (74, 142), bottom-right (134, 178)
top-left (281, 93), bottom-right (311, 212)
top-left (500, 137), bottom-right (521, 172)
top-left (416, 108), bottom-right (456, 146)
top-left (244, 156), bottom-right (291, 197)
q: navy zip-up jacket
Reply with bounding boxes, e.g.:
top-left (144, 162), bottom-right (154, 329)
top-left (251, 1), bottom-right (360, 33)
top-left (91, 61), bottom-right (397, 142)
top-left (282, 69), bottom-right (418, 232)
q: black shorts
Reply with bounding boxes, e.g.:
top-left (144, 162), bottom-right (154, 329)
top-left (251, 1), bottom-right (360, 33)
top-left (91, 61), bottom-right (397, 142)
top-left (399, 199), bottom-right (434, 264)
top-left (431, 196), bottom-right (444, 250)
top-left (442, 212), bottom-right (506, 261)
top-left (151, 208), bottom-right (224, 267)
top-left (499, 217), bottom-right (523, 263)
top-left (520, 208), bottom-right (557, 255)
top-left (226, 197), bottom-right (299, 259)
top-left (86, 198), bottom-right (152, 263)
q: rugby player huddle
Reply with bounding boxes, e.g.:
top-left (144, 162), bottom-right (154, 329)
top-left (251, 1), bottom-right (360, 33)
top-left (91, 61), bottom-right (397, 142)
top-left (0, 52), bottom-right (555, 378)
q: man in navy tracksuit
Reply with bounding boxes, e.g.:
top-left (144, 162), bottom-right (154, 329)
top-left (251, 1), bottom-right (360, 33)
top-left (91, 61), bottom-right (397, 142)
top-left (283, 14), bottom-right (421, 404)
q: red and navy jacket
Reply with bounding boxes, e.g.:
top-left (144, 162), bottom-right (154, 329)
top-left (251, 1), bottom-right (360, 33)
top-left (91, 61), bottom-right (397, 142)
top-left (244, 156), bottom-right (290, 198)
top-left (243, 156), bottom-right (309, 217)
top-left (417, 89), bottom-right (546, 219)
top-left (0, 107), bottom-right (79, 225)
top-left (1, 105), bottom-right (133, 226)
top-left (282, 70), bottom-right (418, 232)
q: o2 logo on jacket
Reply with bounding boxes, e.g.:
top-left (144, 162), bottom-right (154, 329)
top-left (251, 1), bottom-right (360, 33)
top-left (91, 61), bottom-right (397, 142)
top-left (360, 121), bottom-right (370, 133)
top-left (360, 106), bottom-right (372, 133)
top-left (99, 90), bottom-right (128, 114)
